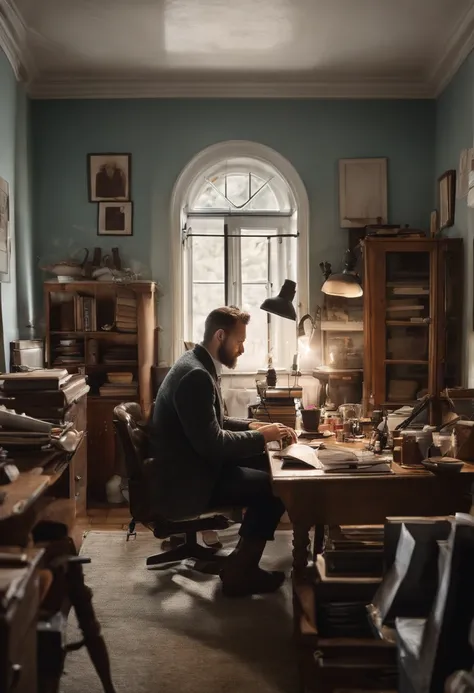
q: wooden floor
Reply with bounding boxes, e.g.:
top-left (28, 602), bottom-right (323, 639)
top-left (77, 508), bottom-right (292, 540)
top-left (77, 507), bottom-right (139, 534)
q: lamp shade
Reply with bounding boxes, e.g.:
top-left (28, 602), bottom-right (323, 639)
top-left (321, 272), bottom-right (363, 298)
top-left (260, 279), bottom-right (297, 321)
top-left (321, 248), bottom-right (363, 298)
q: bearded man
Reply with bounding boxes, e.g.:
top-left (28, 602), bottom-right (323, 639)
top-left (149, 306), bottom-right (296, 597)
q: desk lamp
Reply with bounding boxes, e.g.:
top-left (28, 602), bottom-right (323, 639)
top-left (260, 279), bottom-right (297, 321)
top-left (260, 280), bottom-right (297, 385)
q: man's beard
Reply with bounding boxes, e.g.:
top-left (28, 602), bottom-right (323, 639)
top-left (217, 340), bottom-right (238, 369)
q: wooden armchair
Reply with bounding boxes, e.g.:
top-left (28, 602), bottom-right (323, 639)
top-left (112, 402), bottom-right (235, 571)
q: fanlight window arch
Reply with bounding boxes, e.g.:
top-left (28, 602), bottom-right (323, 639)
top-left (182, 156), bottom-right (299, 372)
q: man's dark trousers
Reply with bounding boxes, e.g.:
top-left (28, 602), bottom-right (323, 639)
top-left (208, 454), bottom-right (285, 541)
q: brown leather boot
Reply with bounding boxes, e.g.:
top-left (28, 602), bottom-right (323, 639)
top-left (219, 537), bottom-right (285, 598)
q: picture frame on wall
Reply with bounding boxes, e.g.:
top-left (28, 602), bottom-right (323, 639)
top-left (98, 201), bottom-right (133, 236)
top-left (430, 209), bottom-right (439, 237)
top-left (438, 169), bottom-right (456, 229)
top-left (339, 157), bottom-right (388, 228)
top-left (0, 177), bottom-right (11, 282)
top-left (88, 153), bottom-right (131, 201)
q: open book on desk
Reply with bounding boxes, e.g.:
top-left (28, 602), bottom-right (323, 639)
top-left (275, 443), bottom-right (392, 474)
top-left (275, 444), bottom-right (323, 469)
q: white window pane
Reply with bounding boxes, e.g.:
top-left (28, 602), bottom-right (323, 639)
top-left (226, 174), bottom-right (250, 207)
top-left (238, 284), bottom-right (268, 370)
top-left (192, 237), bottom-right (225, 282)
top-left (241, 236), bottom-right (268, 283)
top-left (193, 283), bottom-right (225, 342)
top-left (189, 217), bottom-right (224, 235)
top-left (192, 182), bottom-right (227, 209)
top-left (248, 183), bottom-right (280, 211)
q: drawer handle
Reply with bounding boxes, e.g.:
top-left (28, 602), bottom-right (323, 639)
top-left (10, 663), bottom-right (22, 688)
top-left (75, 492), bottom-right (80, 499)
top-left (75, 475), bottom-right (82, 482)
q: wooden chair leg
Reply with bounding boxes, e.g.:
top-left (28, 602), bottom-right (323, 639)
top-left (66, 556), bottom-right (117, 693)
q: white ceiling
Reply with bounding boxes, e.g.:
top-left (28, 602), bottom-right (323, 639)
top-left (1, 0), bottom-right (473, 98)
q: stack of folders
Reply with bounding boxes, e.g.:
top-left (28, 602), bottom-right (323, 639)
top-left (277, 443), bottom-right (392, 474)
top-left (318, 447), bottom-right (392, 474)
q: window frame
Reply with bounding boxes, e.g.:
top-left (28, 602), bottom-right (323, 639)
top-left (183, 214), bottom-right (296, 371)
top-left (169, 141), bottom-right (310, 368)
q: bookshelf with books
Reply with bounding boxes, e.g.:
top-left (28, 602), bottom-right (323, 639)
top-left (363, 237), bottom-right (463, 414)
top-left (44, 280), bottom-right (158, 503)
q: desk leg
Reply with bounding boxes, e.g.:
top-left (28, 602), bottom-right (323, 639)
top-left (292, 523), bottom-right (312, 582)
top-left (67, 558), bottom-right (117, 693)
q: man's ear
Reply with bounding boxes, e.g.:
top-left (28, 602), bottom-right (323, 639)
top-left (215, 329), bottom-right (225, 343)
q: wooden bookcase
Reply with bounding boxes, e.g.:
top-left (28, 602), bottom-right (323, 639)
top-left (363, 237), bottom-right (463, 412)
top-left (44, 280), bottom-right (157, 503)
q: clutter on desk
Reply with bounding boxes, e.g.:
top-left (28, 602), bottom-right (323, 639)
top-left (0, 371), bottom-right (89, 425)
top-left (0, 369), bottom-right (86, 455)
top-left (0, 447), bottom-right (19, 484)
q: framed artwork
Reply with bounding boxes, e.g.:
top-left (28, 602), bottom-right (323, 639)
top-left (339, 158), bottom-right (388, 228)
top-left (0, 177), bottom-right (11, 282)
top-left (438, 170), bottom-right (456, 229)
top-left (98, 201), bottom-right (133, 236)
top-left (88, 153), bottom-right (131, 201)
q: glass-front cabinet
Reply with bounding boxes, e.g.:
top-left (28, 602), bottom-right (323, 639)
top-left (363, 237), bottom-right (463, 411)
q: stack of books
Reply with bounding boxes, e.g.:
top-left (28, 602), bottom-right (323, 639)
top-left (0, 369), bottom-right (89, 425)
top-left (102, 345), bottom-right (137, 365)
top-left (99, 372), bottom-right (138, 399)
top-left (251, 386), bottom-right (302, 428)
top-left (115, 291), bottom-right (137, 333)
top-left (313, 554), bottom-right (382, 639)
top-left (323, 525), bottom-right (385, 578)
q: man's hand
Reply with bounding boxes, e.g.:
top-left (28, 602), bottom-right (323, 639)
top-left (258, 423), bottom-right (298, 445)
top-left (250, 421), bottom-right (296, 440)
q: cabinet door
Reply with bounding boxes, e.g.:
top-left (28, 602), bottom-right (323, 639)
top-left (87, 398), bottom-right (121, 502)
top-left (366, 240), bottom-right (436, 408)
top-left (435, 239), bottom-right (464, 390)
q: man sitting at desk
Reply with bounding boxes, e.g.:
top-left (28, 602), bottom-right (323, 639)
top-left (150, 306), bottom-right (296, 597)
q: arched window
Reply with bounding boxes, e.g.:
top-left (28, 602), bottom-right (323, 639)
top-left (170, 141), bottom-right (309, 372)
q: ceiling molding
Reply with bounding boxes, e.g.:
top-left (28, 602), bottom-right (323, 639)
top-left (27, 75), bottom-right (433, 100)
top-left (3, 0), bottom-right (473, 100)
top-left (429, 3), bottom-right (474, 96)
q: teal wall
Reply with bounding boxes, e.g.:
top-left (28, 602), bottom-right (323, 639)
top-left (31, 98), bottom-right (436, 362)
top-left (435, 52), bottom-right (474, 384)
top-left (0, 50), bottom-right (19, 363)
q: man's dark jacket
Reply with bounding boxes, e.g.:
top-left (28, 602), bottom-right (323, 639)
top-left (147, 344), bottom-right (265, 520)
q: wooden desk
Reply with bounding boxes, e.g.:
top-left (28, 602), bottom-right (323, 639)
top-left (0, 547), bottom-right (44, 693)
top-left (270, 447), bottom-right (474, 580)
top-left (0, 448), bottom-right (116, 693)
top-left (269, 445), bottom-right (474, 693)
top-left (0, 439), bottom-right (86, 529)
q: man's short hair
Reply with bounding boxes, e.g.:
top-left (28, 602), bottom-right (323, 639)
top-left (203, 306), bottom-right (250, 344)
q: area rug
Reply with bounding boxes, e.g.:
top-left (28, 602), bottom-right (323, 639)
top-left (60, 528), bottom-right (297, 693)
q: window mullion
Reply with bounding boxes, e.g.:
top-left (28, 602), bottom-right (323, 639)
top-left (185, 230), bottom-right (193, 339)
top-left (226, 218), bottom-right (241, 306)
